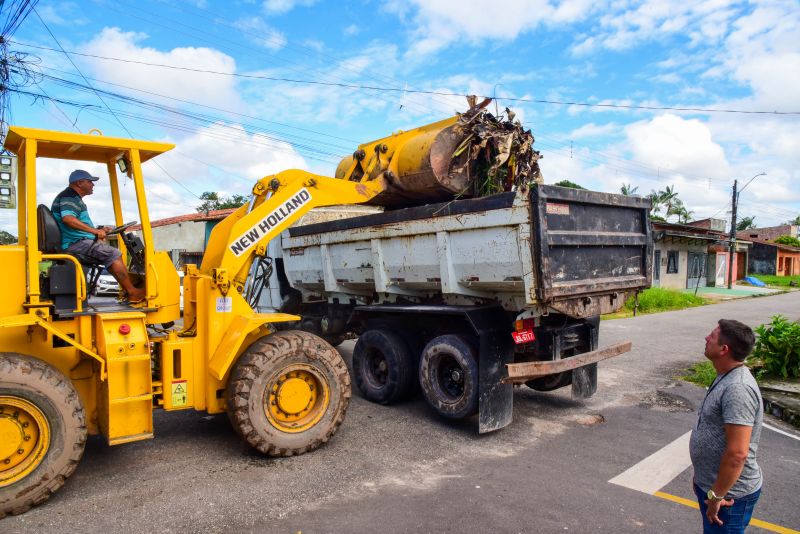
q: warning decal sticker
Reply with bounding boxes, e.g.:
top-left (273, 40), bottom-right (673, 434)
top-left (171, 380), bottom-right (188, 407)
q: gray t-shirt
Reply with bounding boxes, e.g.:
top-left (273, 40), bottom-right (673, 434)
top-left (689, 365), bottom-right (763, 498)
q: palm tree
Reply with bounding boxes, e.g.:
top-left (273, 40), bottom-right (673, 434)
top-left (674, 205), bottom-right (694, 224)
top-left (659, 185), bottom-right (679, 217)
top-left (648, 189), bottom-right (664, 218)
top-left (621, 183), bottom-right (639, 196)
top-left (736, 216), bottom-right (757, 231)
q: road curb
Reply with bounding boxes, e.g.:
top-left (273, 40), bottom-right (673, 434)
top-left (762, 391), bottom-right (800, 429)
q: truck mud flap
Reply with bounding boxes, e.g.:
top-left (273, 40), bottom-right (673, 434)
top-left (464, 307), bottom-right (514, 434)
top-left (571, 363), bottom-right (597, 398)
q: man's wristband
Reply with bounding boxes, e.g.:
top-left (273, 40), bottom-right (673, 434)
top-left (707, 489), bottom-right (725, 502)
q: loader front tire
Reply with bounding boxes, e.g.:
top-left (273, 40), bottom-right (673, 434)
top-left (0, 353), bottom-right (87, 518)
top-left (226, 331), bottom-right (350, 457)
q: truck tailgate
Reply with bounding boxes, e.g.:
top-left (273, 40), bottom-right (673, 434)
top-left (531, 185), bottom-right (651, 315)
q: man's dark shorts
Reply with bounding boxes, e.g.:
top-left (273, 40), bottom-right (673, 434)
top-left (66, 239), bottom-right (122, 269)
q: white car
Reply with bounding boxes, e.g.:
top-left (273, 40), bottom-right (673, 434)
top-left (93, 269), bottom-right (120, 296)
top-left (93, 267), bottom-right (184, 307)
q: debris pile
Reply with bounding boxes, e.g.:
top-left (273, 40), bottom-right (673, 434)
top-left (450, 95), bottom-right (543, 199)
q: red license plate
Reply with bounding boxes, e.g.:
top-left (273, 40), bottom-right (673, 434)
top-left (512, 329), bottom-right (536, 344)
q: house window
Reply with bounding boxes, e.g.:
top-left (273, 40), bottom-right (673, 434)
top-left (667, 251), bottom-right (679, 274)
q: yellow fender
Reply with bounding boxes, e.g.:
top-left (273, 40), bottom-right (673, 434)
top-left (208, 312), bottom-right (300, 381)
top-left (0, 313), bottom-right (106, 378)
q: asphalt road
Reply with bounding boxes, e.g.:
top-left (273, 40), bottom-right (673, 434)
top-left (4, 292), bottom-right (799, 533)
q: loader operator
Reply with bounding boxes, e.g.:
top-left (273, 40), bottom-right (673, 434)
top-left (51, 169), bottom-right (145, 302)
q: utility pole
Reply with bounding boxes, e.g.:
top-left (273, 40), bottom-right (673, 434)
top-left (727, 179), bottom-right (738, 289)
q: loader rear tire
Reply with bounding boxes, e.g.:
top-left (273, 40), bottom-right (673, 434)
top-left (0, 353), bottom-right (87, 518)
top-left (353, 328), bottom-right (415, 405)
top-left (226, 331), bottom-right (351, 457)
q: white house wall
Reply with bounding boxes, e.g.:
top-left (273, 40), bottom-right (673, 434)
top-left (151, 221), bottom-right (207, 252)
top-left (653, 241), bottom-right (706, 290)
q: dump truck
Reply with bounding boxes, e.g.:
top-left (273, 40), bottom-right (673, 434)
top-left (255, 117), bottom-right (652, 433)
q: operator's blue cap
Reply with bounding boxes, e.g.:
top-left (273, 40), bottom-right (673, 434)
top-left (69, 169), bottom-right (99, 184)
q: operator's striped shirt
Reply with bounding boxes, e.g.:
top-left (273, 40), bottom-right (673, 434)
top-left (51, 187), bottom-right (95, 249)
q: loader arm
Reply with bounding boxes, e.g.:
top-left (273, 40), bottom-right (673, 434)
top-left (200, 169), bottom-right (385, 291)
top-left (175, 168), bottom-right (386, 393)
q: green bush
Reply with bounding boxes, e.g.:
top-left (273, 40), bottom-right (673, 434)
top-left (748, 315), bottom-right (800, 379)
top-left (774, 235), bottom-right (800, 247)
top-left (623, 287), bottom-right (705, 313)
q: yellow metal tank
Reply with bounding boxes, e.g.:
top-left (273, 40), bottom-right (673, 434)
top-left (335, 116), bottom-right (475, 207)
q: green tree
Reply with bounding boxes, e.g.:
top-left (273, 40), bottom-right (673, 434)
top-left (0, 230), bottom-right (17, 244)
top-left (786, 215), bottom-right (800, 225)
top-left (553, 180), bottom-right (586, 189)
top-left (660, 185), bottom-right (679, 217)
top-left (774, 235), bottom-right (800, 247)
top-left (196, 191), bottom-right (249, 213)
top-left (670, 201), bottom-right (694, 224)
top-left (647, 190), bottom-right (664, 219)
top-left (620, 183), bottom-right (639, 196)
top-left (736, 216), bottom-right (757, 231)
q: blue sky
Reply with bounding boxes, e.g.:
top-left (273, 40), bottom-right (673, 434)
top-left (2, 0), bottom-right (799, 232)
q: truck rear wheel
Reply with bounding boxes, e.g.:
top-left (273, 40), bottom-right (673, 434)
top-left (419, 335), bottom-right (479, 420)
top-left (0, 353), bottom-right (87, 518)
top-left (353, 328), bottom-right (415, 405)
top-left (226, 331), bottom-right (350, 457)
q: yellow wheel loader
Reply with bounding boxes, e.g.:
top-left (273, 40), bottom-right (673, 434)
top-left (0, 125), bottom-right (393, 517)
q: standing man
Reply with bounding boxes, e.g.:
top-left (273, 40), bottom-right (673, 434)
top-left (51, 169), bottom-right (145, 302)
top-left (690, 319), bottom-right (762, 533)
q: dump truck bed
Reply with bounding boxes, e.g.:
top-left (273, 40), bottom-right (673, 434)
top-left (281, 185), bottom-right (651, 317)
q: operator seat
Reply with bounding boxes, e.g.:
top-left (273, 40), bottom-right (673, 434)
top-left (36, 204), bottom-right (104, 299)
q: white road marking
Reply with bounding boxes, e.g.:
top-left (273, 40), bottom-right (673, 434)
top-left (764, 423), bottom-right (800, 441)
top-left (608, 431), bottom-right (692, 494)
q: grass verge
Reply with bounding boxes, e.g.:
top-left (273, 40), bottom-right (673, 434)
top-left (750, 274), bottom-right (800, 288)
top-left (680, 361), bottom-right (716, 388)
top-left (603, 287), bottom-right (708, 319)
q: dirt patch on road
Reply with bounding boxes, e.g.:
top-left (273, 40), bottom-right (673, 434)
top-left (638, 390), bottom-right (694, 413)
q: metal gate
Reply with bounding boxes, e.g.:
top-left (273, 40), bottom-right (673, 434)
top-left (653, 250), bottom-right (661, 287)
top-left (687, 252), bottom-right (707, 289)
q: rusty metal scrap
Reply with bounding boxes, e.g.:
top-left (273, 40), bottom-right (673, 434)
top-left (502, 341), bottom-right (632, 383)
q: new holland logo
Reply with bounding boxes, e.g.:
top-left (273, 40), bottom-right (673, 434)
top-left (229, 188), bottom-right (312, 257)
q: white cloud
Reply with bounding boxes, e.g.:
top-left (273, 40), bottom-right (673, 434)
top-left (343, 24), bottom-right (359, 36)
top-left (80, 28), bottom-right (243, 112)
top-left (262, 0), bottom-right (317, 15)
top-left (155, 122), bottom-right (308, 189)
top-left (36, 2), bottom-right (88, 26)
top-left (233, 17), bottom-right (287, 51)
top-left (391, 0), bottom-right (594, 57)
top-left (572, 0), bottom-right (741, 55)
top-left (624, 114), bottom-right (731, 179)
top-left (567, 122), bottom-right (621, 140)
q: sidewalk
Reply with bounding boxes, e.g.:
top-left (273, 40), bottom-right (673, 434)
top-left (683, 284), bottom-right (786, 300)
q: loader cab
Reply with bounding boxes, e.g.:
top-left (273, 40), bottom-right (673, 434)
top-left (1, 126), bottom-right (180, 323)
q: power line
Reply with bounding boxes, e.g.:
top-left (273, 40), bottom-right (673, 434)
top-left (14, 41), bottom-right (800, 116)
top-left (34, 65), bottom-right (356, 152)
top-left (89, 0), bottom-right (441, 118)
top-left (28, 12), bottom-right (204, 200)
